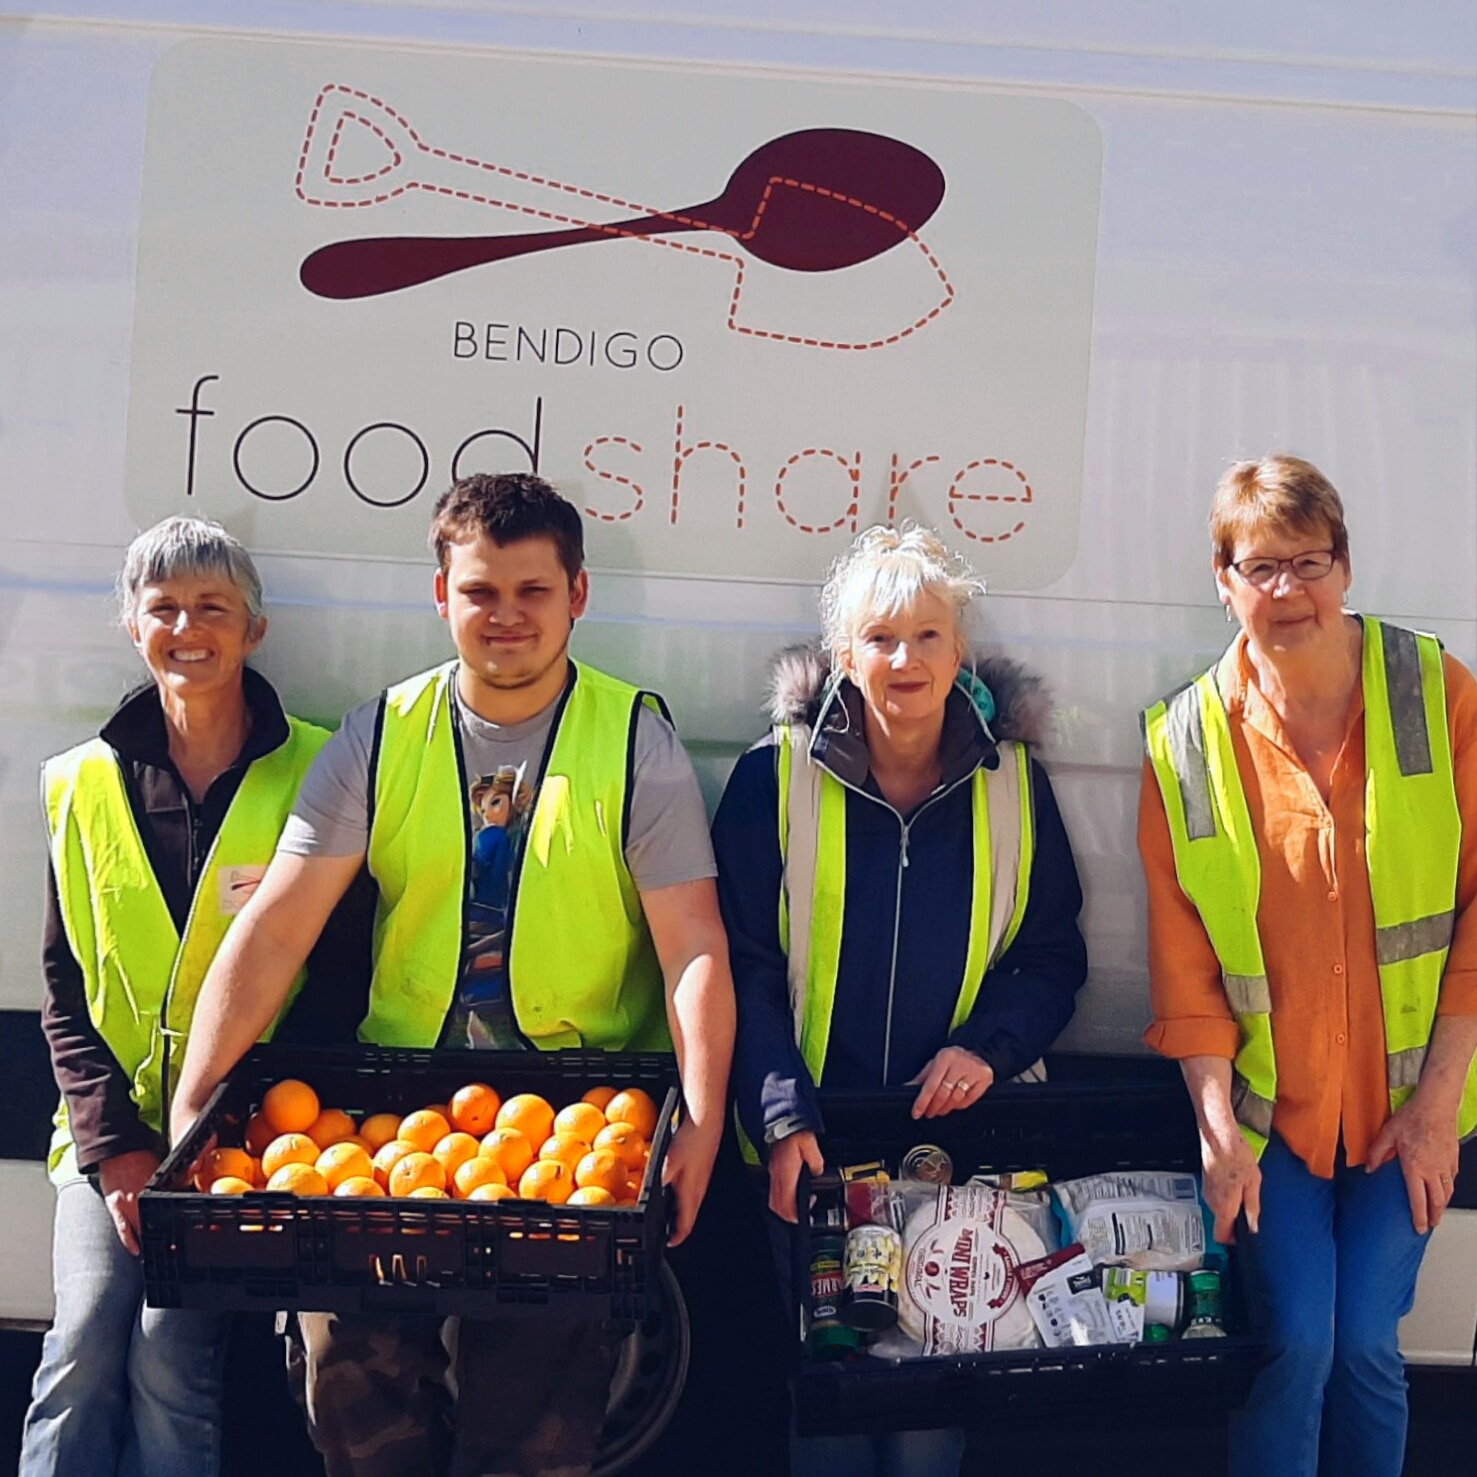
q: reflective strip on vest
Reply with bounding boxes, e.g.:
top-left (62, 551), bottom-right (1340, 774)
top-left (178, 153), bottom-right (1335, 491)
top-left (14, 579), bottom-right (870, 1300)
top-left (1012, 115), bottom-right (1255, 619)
top-left (1360, 619), bottom-right (1472, 1131)
top-left (1143, 617), bottom-right (1475, 1151)
top-left (1143, 665), bottom-right (1273, 1153)
top-left (775, 726), bottom-right (1034, 1086)
top-left (365, 661), bottom-right (668, 1051)
top-left (43, 718), bottom-right (328, 1182)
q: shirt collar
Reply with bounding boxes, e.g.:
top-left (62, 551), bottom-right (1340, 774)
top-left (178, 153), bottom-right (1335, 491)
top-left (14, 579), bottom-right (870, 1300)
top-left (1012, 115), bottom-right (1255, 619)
top-left (100, 666), bottom-right (291, 766)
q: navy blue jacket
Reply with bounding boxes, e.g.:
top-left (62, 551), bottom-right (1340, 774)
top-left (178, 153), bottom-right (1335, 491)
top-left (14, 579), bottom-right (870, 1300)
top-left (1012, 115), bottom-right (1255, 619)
top-left (712, 650), bottom-right (1087, 1152)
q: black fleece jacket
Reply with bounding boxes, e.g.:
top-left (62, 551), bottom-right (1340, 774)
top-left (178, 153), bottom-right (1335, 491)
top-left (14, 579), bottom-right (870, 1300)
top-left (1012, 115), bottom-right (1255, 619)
top-left (40, 670), bottom-right (371, 1173)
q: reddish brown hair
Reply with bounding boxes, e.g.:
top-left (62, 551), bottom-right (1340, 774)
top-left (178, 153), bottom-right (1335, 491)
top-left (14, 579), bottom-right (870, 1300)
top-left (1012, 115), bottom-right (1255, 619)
top-left (1209, 455), bottom-right (1350, 569)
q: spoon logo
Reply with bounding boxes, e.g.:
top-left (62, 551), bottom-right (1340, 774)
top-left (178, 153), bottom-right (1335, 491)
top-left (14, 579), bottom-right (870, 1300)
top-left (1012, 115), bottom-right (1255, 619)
top-left (294, 85), bottom-right (954, 352)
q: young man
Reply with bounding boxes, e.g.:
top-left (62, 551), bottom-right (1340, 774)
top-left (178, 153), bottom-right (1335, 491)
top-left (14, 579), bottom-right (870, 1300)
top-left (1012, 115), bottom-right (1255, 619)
top-left (170, 472), bottom-right (735, 1477)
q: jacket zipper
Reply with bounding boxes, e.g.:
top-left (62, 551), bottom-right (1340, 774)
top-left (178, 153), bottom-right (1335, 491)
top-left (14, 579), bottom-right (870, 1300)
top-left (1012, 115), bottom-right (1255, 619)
top-left (823, 769), bottom-right (973, 1083)
top-left (160, 797), bottom-right (204, 1129)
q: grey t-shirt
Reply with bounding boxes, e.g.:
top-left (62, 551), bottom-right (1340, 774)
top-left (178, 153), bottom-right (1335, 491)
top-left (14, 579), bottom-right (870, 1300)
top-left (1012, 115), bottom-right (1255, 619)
top-left (279, 666), bottom-right (715, 1047)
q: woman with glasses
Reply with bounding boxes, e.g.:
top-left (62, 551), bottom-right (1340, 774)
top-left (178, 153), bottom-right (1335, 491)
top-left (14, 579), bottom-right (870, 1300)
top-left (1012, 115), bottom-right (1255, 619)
top-left (1138, 455), bottom-right (1477, 1477)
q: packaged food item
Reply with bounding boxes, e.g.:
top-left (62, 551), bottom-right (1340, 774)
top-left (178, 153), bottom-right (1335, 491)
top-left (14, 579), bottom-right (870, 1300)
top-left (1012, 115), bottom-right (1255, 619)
top-left (899, 1144), bottom-right (953, 1185)
top-left (807, 1180), bottom-right (859, 1358)
top-left (842, 1224), bottom-right (903, 1330)
top-left (1051, 1172), bottom-right (1205, 1271)
top-left (895, 1185), bottom-right (1049, 1355)
top-left (1023, 1246), bottom-right (1127, 1347)
top-left (967, 1169), bottom-right (1048, 1192)
top-left (1100, 1267), bottom-right (1186, 1332)
top-left (844, 1170), bottom-right (904, 1232)
top-left (1181, 1268), bottom-right (1228, 1338)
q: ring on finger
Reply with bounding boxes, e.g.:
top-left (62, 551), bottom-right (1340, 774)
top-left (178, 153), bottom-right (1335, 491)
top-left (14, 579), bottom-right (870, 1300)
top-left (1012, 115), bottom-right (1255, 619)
top-left (950, 1079), bottom-right (969, 1093)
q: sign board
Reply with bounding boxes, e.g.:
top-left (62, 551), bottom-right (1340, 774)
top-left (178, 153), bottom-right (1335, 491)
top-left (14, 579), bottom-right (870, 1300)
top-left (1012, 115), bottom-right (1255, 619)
top-left (126, 40), bottom-right (1100, 586)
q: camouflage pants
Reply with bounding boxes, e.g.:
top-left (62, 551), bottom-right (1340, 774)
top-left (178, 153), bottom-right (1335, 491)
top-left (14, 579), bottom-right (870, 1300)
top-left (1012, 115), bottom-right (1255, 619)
top-left (288, 1312), bottom-right (620, 1477)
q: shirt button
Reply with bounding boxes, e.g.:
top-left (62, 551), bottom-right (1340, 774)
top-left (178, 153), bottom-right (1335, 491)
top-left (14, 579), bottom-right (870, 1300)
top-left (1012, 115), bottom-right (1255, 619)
top-left (1336, 1032), bottom-right (1347, 1044)
top-left (1333, 963), bottom-right (1344, 975)
top-left (1327, 890), bottom-right (1339, 902)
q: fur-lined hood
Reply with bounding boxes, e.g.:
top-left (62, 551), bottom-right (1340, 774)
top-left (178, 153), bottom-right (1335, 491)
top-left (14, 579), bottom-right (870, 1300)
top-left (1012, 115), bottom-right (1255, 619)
top-left (761, 641), bottom-right (1051, 792)
top-left (765, 641), bottom-right (1052, 747)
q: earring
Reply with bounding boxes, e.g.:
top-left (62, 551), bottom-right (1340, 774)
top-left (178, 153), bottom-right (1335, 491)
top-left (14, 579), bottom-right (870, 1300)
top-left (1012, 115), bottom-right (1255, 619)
top-left (1224, 604), bottom-right (1233, 623)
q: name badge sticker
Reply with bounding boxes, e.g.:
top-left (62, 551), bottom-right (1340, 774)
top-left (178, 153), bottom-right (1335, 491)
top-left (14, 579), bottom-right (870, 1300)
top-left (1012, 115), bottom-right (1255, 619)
top-left (219, 865), bottom-right (267, 916)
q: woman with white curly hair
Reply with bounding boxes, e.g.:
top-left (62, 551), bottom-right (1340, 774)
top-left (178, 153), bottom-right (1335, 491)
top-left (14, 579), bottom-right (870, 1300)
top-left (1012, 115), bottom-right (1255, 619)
top-left (712, 523), bottom-right (1087, 1477)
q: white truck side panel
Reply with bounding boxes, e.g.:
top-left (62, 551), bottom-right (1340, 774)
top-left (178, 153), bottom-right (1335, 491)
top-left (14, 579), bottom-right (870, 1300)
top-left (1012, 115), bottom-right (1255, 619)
top-left (1, 2), bottom-right (1473, 1354)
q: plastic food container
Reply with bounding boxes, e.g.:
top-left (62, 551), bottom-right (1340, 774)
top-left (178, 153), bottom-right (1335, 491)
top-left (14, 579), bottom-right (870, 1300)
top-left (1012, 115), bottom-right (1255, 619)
top-left (142, 1044), bottom-right (678, 1324)
top-left (791, 1077), bottom-right (1264, 1435)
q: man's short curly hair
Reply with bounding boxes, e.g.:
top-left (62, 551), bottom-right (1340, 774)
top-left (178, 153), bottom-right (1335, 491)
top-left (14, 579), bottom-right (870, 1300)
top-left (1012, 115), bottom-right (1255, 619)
top-left (428, 473), bottom-right (585, 581)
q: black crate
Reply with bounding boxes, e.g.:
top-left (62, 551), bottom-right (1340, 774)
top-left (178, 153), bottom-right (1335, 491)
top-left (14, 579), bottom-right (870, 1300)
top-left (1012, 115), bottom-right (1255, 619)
top-left (791, 1079), bottom-right (1264, 1435)
top-left (142, 1045), bottom-right (678, 1324)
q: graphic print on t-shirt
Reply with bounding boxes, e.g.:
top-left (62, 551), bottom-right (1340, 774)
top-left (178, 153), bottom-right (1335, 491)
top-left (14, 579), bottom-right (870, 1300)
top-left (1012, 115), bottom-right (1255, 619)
top-left (446, 763), bottom-right (536, 1049)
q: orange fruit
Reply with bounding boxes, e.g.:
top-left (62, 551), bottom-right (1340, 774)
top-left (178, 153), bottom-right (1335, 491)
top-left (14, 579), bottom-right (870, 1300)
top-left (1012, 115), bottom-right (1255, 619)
top-left (316, 1142), bottom-right (374, 1190)
top-left (554, 1102), bottom-right (607, 1143)
top-left (467, 1182), bottom-right (516, 1202)
top-left (517, 1160), bottom-right (573, 1204)
top-left (479, 1128), bottom-right (535, 1183)
top-left (244, 1111), bottom-right (277, 1158)
top-left (304, 1108), bottom-right (357, 1150)
top-left (398, 1110), bottom-right (451, 1154)
top-left (496, 1094), bottom-right (555, 1149)
top-left (334, 1175), bottom-right (385, 1198)
top-left (453, 1157), bottom-right (509, 1199)
top-left (604, 1089), bottom-right (658, 1141)
top-left (261, 1133), bottom-right (320, 1180)
top-left (261, 1079), bottom-right (321, 1135)
top-left (449, 1083), bottom-right (501, 1137)
top-left (574, 1149), bottom-right (629, 1197)
top-left (210, 1175), bottom-right (254, 1196)
top-left (593, 1122), bottom-right (646, 1169)
top-left (372, 1139), bottom-right (419, 1191)
top-left (195, 1146), bottom-right (258, 1192)
top-left (388, 1152), bottom-right (447, 1198)
top-left (408, 1186), bottom-right (449, 1200)
top-left (539, 1132), bottom-right (592, 1174)
top-left (358, 1113), bottom-right (403, 1152)
top-left (432, 1132), bottom-right (482, 1180)
top-left (422, 1104), bottom-right (451, 1123)
top-left (581, 1085), bottom-right (618, 1113)
top-left (568, 1186), bottom-right (616, 1207)
top-left (266, 1163), bottom-right (329, 1196)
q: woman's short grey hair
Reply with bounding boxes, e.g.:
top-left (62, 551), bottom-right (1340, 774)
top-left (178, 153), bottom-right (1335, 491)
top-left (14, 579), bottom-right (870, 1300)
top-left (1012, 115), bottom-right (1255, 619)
top-left (819, 523), bottom-right (985, 666)
top-left (117, 516), bottom-right (265, 626)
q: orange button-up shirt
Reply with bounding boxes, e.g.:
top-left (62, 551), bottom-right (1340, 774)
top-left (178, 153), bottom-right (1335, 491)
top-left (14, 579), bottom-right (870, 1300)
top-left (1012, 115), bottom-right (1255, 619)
top-left (1139, 633), bottom-right (1477, 1178)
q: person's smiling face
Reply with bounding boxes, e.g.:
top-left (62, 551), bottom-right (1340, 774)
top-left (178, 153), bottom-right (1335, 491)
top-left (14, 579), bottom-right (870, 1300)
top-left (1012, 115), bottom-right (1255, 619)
top-left (128, 574), bottom-right (263, 703)
top-left (435, 532), bottom-right (588, 717)
top-left (841, 588), bottom-right (964, 728)
top-left (1215, 520), bottom-right (1351, 659)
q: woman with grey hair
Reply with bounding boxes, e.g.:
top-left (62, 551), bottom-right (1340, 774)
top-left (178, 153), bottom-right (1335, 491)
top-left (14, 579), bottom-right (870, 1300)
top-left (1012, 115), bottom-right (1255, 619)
top-left (712, 523), bottom-right (1087, 1477)
top-left (21, 516), bottom-right (330, 1477)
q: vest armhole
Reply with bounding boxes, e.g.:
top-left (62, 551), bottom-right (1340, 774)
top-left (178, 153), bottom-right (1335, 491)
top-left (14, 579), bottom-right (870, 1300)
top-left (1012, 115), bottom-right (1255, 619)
top-left (365, 692), bottom-right (388, 838)
top-left (621, 693), bottom-right (646, 852)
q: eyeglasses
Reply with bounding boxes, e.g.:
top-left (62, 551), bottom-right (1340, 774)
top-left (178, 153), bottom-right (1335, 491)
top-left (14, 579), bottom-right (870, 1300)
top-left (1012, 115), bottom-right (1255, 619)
top-left (1228, 550), bottom-right (1337, 588)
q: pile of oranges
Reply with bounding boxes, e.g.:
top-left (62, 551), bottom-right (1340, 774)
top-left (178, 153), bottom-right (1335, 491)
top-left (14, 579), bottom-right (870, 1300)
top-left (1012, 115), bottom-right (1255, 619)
top-left (196, 1077), bottom-right (661, 1206)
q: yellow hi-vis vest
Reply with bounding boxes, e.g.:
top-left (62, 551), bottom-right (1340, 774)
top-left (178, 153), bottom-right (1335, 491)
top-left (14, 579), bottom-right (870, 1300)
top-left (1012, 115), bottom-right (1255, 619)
top-left (43, 717), bottom-right (329, 1183)
top-left (1142, 617), bottom-right (1476, 1156)
top-left (775, 725), bottom-right (1036, 1085)
top-left (363, 661), bottom-right (669, 1051)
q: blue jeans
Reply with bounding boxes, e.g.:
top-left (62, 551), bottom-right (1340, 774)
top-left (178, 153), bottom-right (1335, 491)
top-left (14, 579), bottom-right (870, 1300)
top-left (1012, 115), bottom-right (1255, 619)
top-left (19, 1177), bottom-right (229, 1477)
top-left (1230, 1135), bottom-right (1431, 1477)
